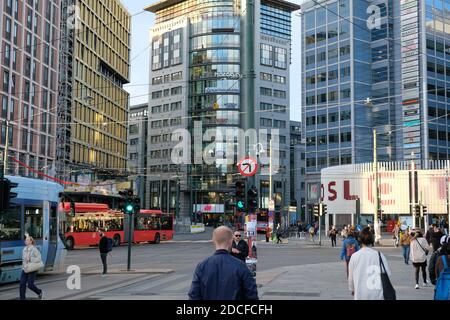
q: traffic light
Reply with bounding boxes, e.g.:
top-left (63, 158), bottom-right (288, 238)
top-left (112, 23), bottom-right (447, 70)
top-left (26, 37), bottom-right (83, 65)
top-left (377, 209), bottom-right (384, 221)
top-left (313, 203), bottom-right (320, 217)
top-left (235, 180), bottom-right (246, 211)
top-left (320, 203), bottom-right (327, 216)
top-left (413, 205), bottom-right (420, 216)
top-left (247, 185), bottom-right (258, 212)
top-left (422, 205), bottom-right (427, 216)
top-left (0, 178), bottom-right (18, 211)
top-left (118, 189), bottom-right (138, 215)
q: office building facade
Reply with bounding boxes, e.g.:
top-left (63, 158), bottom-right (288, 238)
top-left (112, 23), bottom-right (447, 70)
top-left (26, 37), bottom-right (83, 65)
top-left (300, 0), bottom-right (450, 221)
top-left (57, 0), bottom-right (131, 182)
top-left (128, 103), bottom-right (148, 207)
top-left (0, 0), bottom-right (60, 177)
top-left (144, 0), bottom-right (299, 226)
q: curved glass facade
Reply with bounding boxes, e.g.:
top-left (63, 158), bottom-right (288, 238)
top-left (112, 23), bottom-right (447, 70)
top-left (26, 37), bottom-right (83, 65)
top-left (189, 8), bottom-right (241, 190)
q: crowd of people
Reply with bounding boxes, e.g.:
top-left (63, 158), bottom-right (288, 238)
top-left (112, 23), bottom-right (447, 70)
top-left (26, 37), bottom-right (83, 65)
top-left (341, 223), bottom-right (450, 300)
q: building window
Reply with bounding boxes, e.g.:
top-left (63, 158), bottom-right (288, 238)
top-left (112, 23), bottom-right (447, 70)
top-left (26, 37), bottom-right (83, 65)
top-left (273, 104), bottom-right (287, 113)
top-left (260, 118), bottom-right (272, 127)
top-left (260, 72), bottom-right (272, 81)
top-left (171, 71), bottom-right (182, 81)
top-left (273, 120), bottom-right (286, 128)
top-left (260, 102), bottom-right (272, 111)
top-left (130, 153), bottom-right (138, 160)
top-left (129, 124), bottom-right (139, 134)
top-left (152, 105), bottom-right (161, 114)
top-left (340, 132), bottom-right (351, 143)
top-left (340, 110), bottom-right (351, 121)
top-left (152, 90), bottom-right (162, 99)
top-left (152, 76), bottom-right (163, 85)
top-left (130, 138), bottom-right (139, 146)
top-left (273, 90), bottom-right (286, 99)
top-left (273, 75), bottom-right (286, 84)
top-left (260, 44), bottom-right (273, 66)
top-left (260, 87), bottom-right (272, 96)
top-left (274, 47), bottom-right (287, 69)
top-left (171, 86), bottom-right (182, 95)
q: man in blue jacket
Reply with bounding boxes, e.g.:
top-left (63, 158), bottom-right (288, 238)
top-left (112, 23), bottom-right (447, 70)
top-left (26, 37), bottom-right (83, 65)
top-left (188, 226), bottom-right (258, 300)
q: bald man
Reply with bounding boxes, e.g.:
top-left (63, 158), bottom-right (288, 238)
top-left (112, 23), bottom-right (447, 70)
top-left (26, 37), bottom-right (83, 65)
top-left (188, 226), bottom-right (258, 300)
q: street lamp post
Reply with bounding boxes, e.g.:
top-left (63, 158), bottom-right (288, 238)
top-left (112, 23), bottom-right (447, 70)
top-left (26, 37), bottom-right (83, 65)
top-left (373, 129), bottom-right (381, 245)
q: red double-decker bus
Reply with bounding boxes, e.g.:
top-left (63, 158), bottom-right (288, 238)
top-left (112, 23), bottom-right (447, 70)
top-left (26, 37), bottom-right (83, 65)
top-left (62, 203), bottom-right (174, 250)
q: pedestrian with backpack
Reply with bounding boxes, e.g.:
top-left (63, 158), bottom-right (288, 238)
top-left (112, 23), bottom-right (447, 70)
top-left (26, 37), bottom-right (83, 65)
top-left (340, 227), bottom-right (360, 278)
top-left (98, 229), bottom-right (113, 275)
top-left (433, 235), bottom-right (450, 300)
top-left (410, 230), bottom-right (431, 289)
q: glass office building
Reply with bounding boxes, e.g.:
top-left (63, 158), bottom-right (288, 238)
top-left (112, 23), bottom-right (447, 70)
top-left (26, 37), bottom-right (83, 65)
top-left (145, 0), bottom-right (299, 226)
top-left (301, 0), bottom-right (450, 221)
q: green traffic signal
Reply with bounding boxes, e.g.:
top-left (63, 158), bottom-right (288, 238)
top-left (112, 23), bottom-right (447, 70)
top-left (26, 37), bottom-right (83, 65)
top-left (126, 204), bottom-right (134, 213)
top-left (237, 200), bottom-right (245, 210)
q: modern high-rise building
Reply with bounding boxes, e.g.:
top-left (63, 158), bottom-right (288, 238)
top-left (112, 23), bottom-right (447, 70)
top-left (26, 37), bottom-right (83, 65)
top-left (300, 0), bottom-right (450, 221)
top-left (144, 0), bottom-right (299, 227)
top-left (128, 103), bottom-right (148, 207)
top-left (57, 0), bottom-right (131, 182)
top-left (0, 0), bottom-right (61, 177)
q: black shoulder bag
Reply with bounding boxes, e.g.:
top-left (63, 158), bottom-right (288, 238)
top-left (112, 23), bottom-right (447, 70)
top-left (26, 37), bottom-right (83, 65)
top-left (378, 252), bottom-right (396, 300)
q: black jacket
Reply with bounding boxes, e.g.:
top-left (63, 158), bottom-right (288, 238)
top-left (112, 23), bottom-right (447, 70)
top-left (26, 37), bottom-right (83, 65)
top-left (188, 249), bottom-right (258, 300)
top-left (431, 231), bottom-right (444, 251)
top-left (99, 236), bottom-right (109, 254)
top-left (231, 240), bottom-right (249, 262)
top-left (429, 248), bottom-right (440, 285)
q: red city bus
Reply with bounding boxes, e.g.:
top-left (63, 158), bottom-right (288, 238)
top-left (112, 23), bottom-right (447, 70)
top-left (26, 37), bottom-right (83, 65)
top-left (62, 203), bottom-right (174, 249)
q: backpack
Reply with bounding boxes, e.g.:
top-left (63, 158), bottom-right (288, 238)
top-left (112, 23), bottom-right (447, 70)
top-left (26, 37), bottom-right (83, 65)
top-left (106, 237), bottom-right (113, 253)
top-left (434, 255), bottom-right (450, 300)
top-left (346, 242), bottom-right (356, 259)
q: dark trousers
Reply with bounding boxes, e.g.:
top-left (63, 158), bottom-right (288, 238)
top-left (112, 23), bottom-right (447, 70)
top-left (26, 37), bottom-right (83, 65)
top-left (345, 259), bottom-right (350, 278)
top-left (276, 234), bottom-right (282, 243)
top-left (20, 270), bottom-right (41, 300)
top-left (402, 245), bottom-right (410, 264)
top-left (100, 253), bottom-right (108, 274)
top-left (413, 262), bottom-right (427, 284)
top-left (331, 236), bottom-right (337, 247)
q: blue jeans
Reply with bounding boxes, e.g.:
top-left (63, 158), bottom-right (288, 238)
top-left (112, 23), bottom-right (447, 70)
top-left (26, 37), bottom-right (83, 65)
top-left (402, 245), bottom-right (410, 264)
top-left (20, 270), bottom-right (42, 300)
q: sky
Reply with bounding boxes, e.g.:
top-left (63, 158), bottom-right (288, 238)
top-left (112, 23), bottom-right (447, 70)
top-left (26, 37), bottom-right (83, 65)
top-left (121, 0), bottom-right (303, 122)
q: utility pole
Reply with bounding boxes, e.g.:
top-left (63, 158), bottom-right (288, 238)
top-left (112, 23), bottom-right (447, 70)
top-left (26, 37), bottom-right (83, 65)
top-left (447, 160), bottom-right (449, 233)
top-left (318, 203), bottom-right (322, 246)
top-left (373, 129), bottom-right (381, 245)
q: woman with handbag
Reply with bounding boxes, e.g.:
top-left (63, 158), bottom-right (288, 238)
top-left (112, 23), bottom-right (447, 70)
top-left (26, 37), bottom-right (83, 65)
top-left (409, 230), bottom-right (431, 289)
top-left (348, 227), bottom-right (394, 300)
top-left (20, 235), bottom-right (44, 300)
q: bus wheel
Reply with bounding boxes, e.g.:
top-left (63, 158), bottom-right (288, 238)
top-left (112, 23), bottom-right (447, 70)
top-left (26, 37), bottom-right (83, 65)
top-left (154, 233), bottom-right (160, 244)
top-left (65, 237), bottom-right (74, 250)
top-left (113, 234), bottom-right (121, 247)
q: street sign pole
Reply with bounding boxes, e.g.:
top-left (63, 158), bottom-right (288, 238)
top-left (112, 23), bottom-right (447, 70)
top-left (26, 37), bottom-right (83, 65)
top-left (319, 203), bottom-right (322, 246)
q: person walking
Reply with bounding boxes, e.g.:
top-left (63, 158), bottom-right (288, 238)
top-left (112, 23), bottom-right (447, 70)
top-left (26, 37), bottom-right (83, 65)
top-left (400, 228), bottom-right (412, 265)
top-left (188, 226), bottom-right (258, 300)
top-left (231, 231), bottom-right (249, 262)
top-left (348, 227), bottom-right (392, 300)
top-left (20, 236), bottom-right (44, 300)
top-left (98, 229), bottom-right (112, 275)
top-left (431, 226), bottom-right (444, 253)
top-left (341, 225), bottom-right (348, 240)
top-left (329, 225), bottom-right (337, 247)
top-left (410, 230), bottom-right (431, 289)
top-left (393, 224), bottom-right (400, 247)
top-left (265, 226), bottom-right (271, 242)
top-left (308, 225), bottom-right (316, 243)
top-left (276, 223), bottom-right (283, 244)
top-left (429, 235), bottom-right (450, 286)
top-left (297, 221), bottom-right (303, 238)
top-left (340, 227), bottom-right (360, 278)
